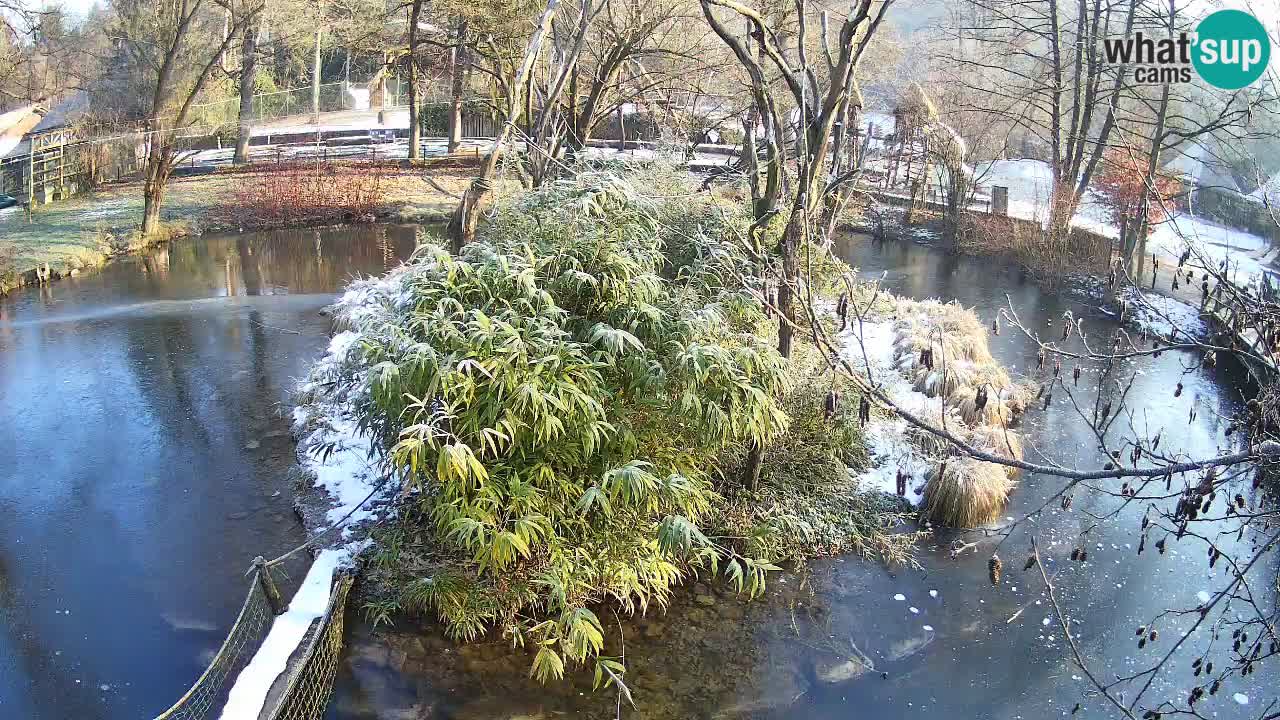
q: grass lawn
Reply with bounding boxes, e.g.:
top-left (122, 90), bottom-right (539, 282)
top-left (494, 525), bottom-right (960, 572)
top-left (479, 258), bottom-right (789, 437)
top-left (0, 174), bottom-right (233, 272)
top-left (0, 164), bottom-right (471, 286)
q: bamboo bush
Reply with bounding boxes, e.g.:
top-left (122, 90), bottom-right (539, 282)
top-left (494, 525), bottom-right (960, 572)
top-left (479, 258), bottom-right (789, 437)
top-left (300, 164), bottom-right (922, 686)
top-left (323, 168), bottom-right (807, 683)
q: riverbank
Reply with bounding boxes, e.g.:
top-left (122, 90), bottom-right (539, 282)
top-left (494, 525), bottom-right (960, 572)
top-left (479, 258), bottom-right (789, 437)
top-left (854, 204), bottom-right (1255, 329)
top-left (857, 169), bottom-right (1277, 302)
top-left (0, 157), bottom-right (478, 295)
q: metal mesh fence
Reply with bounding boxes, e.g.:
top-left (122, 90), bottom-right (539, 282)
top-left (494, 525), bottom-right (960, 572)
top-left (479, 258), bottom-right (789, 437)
top-left (187, 81), bottom-right (411, 131)
top-left (153, 572), bottom-right (275, 720)
top-left (268, 573), bottom-right (354, 720)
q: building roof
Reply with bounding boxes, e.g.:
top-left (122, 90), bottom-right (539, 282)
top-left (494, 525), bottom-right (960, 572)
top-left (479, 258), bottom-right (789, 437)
top-left (0, 104), bottom-right (49, 157)
top-left (28, 92), bottom-right (90, 135)
top-left (1163, 138), bottom-right (1249, 196)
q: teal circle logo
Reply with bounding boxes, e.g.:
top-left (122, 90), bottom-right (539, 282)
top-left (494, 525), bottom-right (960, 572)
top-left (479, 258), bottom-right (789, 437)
top-left (1193, 9), bottom-right (1270, 89)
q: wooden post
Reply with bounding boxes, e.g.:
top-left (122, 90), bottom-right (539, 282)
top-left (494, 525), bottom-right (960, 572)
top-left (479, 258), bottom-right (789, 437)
top-left (253, 556), bottom-right (288, 615)
top-left (616, 105), bottom-right (625, 151)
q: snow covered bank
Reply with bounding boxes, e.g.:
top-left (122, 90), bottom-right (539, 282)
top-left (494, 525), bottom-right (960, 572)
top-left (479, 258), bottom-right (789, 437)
top-left (974, 158), bottom-right (1274, 284)
top-left (1122, 288), bottom-right (1209, 342)
top-left (290, 266), bottom-right (423, 540)
top-left (217, 269), bottom-right (421, 719)
top-left (973, 159), bottom-right (1121, 239)
top-left (1148, 213), bottom-right (1272, 286)
top-left (837, 319), bottom-right (932, 505)
top-left (291, 330), bottom-right (385, 539)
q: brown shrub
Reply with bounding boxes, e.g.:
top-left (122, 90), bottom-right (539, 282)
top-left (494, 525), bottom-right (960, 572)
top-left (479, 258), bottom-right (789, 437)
top-left (222, 161), bottom-right (388, 229)
top-left (954, 212), bottom-right (1112, 281)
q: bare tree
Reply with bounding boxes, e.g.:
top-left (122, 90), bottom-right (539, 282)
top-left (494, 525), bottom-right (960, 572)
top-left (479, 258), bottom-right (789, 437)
top-left (111, 0), bottom-right (263, 235)
top-left (445, 16), bottom-right (469, 153)
top-left (936, 0), bottom-right (1140, 239)
top-left (233, 18), bottom-right (260, 164)
top-left (523, 0), bottom-right (598, 187)
top-left (446, 0), bottom-right (561, 250)
top-left (406, 0), bottom-right (425, 159)
top-left (700, 0), bottom-right (892, 490)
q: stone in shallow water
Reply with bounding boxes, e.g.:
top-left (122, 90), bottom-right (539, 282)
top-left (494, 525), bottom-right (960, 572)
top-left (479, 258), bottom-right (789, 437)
top-left (815, 657), bottom-right (870, 683)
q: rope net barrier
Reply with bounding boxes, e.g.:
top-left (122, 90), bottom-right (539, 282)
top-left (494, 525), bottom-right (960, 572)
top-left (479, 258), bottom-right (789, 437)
top-left (151, 568), bottom-right (353, 720)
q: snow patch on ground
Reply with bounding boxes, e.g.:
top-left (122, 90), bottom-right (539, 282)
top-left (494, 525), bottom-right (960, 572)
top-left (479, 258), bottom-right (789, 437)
top-left (1148, 212), bottom-right (1272, 288)
top-left (836, 319), bottom-right (936, 506)
top-left (1122, 288), bottom-right (1208, 342)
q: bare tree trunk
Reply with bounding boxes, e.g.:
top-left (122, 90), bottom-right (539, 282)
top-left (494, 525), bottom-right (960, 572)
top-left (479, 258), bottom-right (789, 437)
top-left (377, 56), bottom-right (389, 124)
top-left (777, 213), bottom-right (802, 358)
top-left (406, 0), bottom-right (424, 160)
top-left (743, 440), bottom-right (764, 492)
top-left (141, 130), bottom-right (170, 236)
top-left (1134, 0), bottom-right (1175, 275)
top-left (616, 104), bottom-right (625, 150)
top-left (234, 21), bottom-right (259, 165)
top-left (446, 18), bottom-right (468, 154)
top-left (1134, 84), bottom-right (1169, 275)
top-left (310, 23), bottom-right (322, 124)
top-left (447, 0), bottom-right (560, 252)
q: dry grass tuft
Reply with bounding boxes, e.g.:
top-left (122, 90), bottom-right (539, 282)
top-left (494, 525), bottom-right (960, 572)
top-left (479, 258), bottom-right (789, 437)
top-left (903, 404), bottom-right (966, 457)
top-left (891, 299), bottom-right (1021, 420)
top-left (879, 295), bottom-right (1033, 528)
top-left (923, 457), bottom-right (1014, 527)
top-left (966, 425), bottom-right (1025, 479)
top-left (954, 386), bottom-right (1013, 426)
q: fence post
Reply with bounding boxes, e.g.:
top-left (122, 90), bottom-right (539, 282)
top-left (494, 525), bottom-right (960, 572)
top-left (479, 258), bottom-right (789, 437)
top-left (254, 556), bottom-right (288, 616)
top-left (991, 186), bottom-right (1009, 216)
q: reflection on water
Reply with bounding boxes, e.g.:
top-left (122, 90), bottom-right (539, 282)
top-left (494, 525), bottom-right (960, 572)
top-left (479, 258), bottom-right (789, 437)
top-left (0, 224), bottom-right (418, 720)
top-left (326, 234), bottom-right (1277, 720)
